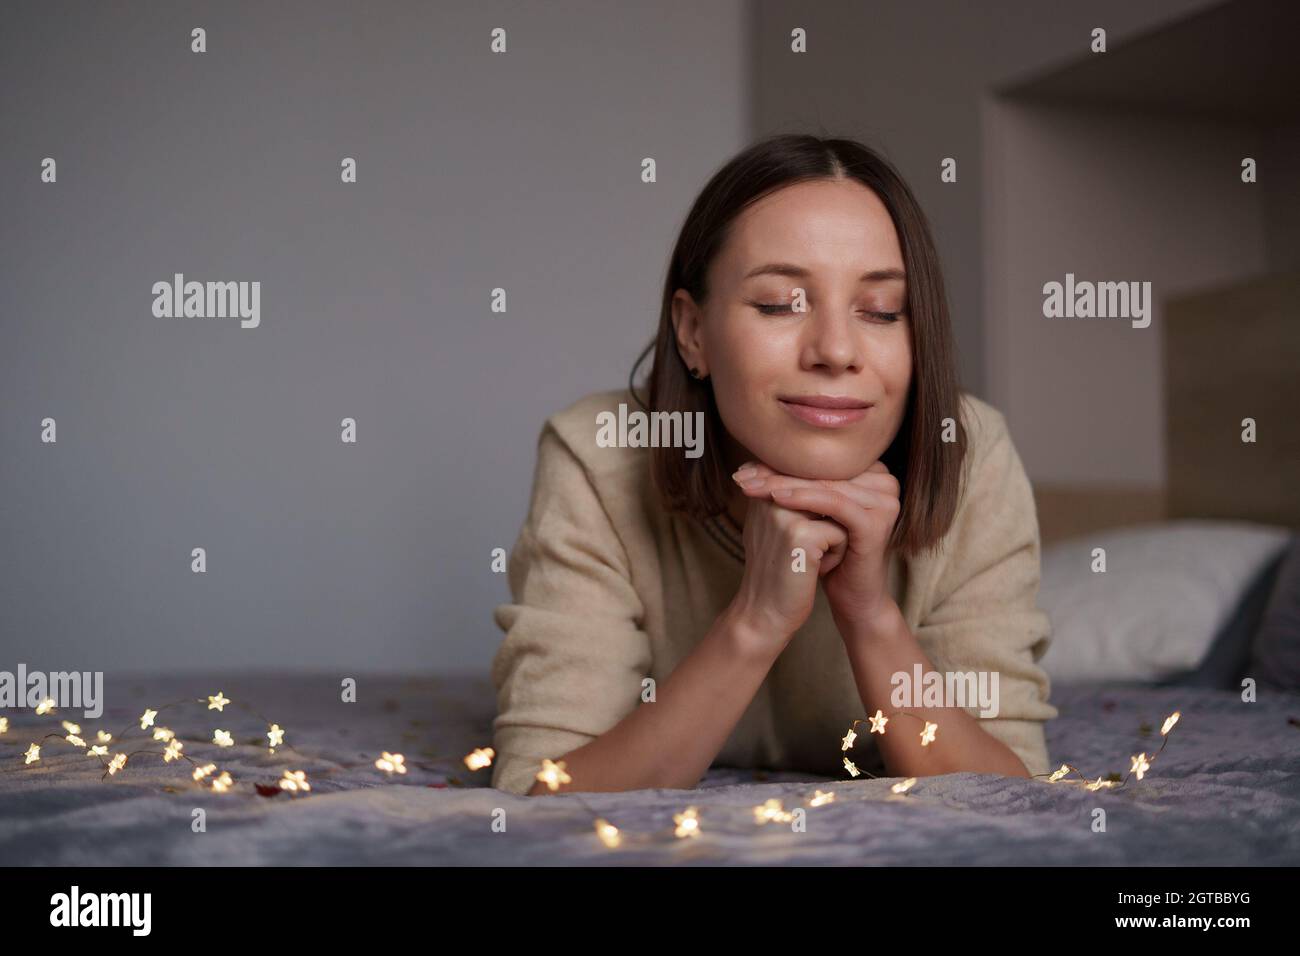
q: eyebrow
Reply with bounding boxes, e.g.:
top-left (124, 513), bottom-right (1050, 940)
top-left (742, 263), bottom-right (906, 283)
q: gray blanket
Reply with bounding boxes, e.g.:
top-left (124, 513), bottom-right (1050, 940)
top-left (1, 674), bottom-right (1296, 865)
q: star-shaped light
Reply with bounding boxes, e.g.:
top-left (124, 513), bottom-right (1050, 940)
top-left (375, 752), bottom-right (406, 775)
top-left (193, 763), bottom-right (217, 781)
top-left (919, 721), bottom-right (938, 746)
top-left (753, 799), bottom-right (792, 824)
top-left (809, 790), bottom-right (836, 806)
top-left (267, 724), bottom-right (285, 749)
top-left (279, 770), bottom-right (310, 793)
top-left (35, 698), bottom-right (56, 715)
top-left (163, 739), bottom-right (184, 762)
top-left (207, 692), bottom-right (231, 713)
top-left (840, 727), bottom-right (858, 751)
top-left (139, 709), bottom-right (157, 730)
top-left (843, 757), bottom-right (860, 778)
top-left (211, 771), bottom-right (233, 793)
top-left (868, 710), bottom-right (889, 734)
top-left (23, 743), bottom-right (40, 765)
top-left (1161, 711), bottom-right (1180, 736)
top-left (673, 806), bottom-right (701, 839)
top-left (594, 818), bottom-right (621, 848)
top-left (463, 747), bottom-right (495, 771)
top-left (65, 734), bottom-right (86, 748)
top-left (212, 730), bottom-right (233, 748)
top-left (1130, 752), bottom-right (1150, 780)
top-left (61, 720), bottom-right (81, 735)
top-left (0, 717), bottom-right (7, 734)
top-left (1048, 764), bottom-right (1071, 783)
top-left (107, 753), bottom-right (127, 775)
top-left (1085, 777), bottom-right (1117, 791)
top-left (536, 758), bottom-right (572, 792)
top-left (153, 727), bottom-right (174, 742)
top-left (88, 745), bottom-right (108, 757)
top-left (96, 730), bottom-right (112, 743)
top-left (891, 777), bottom-right (917, 795)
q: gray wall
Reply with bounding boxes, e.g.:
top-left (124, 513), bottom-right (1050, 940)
top-left (0, 0), bottom-right (750, 674)
top-left (750, 0), bottom-right (1223, 396)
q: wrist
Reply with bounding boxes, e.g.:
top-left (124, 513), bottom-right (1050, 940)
top-left (719, 600), bottom-right (791, 663)
top-left (835, 597), bottom-right (907, 646)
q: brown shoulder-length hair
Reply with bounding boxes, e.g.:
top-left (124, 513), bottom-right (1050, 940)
top-left (628, 133), bottom-right (971, 559)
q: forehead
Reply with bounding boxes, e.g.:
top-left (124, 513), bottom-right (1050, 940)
top-left (722, 179), bottom-right (903, 270)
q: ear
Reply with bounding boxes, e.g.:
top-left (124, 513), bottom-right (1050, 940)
top-left (670, 289), bottom-right (708, 377)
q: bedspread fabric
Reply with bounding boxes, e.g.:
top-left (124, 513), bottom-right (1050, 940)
top-left (0, 674), bottom-right (1296, 866)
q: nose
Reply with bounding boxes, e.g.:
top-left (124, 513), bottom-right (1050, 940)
top-left (800, 306), bottom-right (861, 373)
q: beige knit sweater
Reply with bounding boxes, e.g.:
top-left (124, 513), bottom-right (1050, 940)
top-left (489, 387), bottom-right (1059, 795)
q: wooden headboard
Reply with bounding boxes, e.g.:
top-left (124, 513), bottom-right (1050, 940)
top-left (1032, 269), bottom-right (1300, 546)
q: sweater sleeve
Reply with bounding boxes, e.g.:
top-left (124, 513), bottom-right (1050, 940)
top-left (912, 403), bottom-right (1060, 778)
top-left (488, 422), bottom-right (653, 795)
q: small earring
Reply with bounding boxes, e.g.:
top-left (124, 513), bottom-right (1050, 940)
top-left (690, 367), bottom-right (704, 380)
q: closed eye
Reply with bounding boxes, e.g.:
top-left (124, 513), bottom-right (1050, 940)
top-left (752, 303), bottom-right (903, 322)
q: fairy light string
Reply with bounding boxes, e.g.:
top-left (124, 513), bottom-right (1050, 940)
top-left (2, 693), bottom-right (1183, 848)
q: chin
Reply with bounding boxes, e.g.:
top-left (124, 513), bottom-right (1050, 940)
top-left (754, 441), bottom-right (872, 481)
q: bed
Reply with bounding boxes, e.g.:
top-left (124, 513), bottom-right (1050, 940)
top-left (0, 666), bottom-right (1295, 866)
top-left (2, 273), bottom-right (1297, 867)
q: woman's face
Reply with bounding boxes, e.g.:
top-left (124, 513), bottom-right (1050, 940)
top-left (673, 177), bottom-right (913, 481)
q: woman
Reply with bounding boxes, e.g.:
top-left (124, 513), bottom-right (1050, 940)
top-left (489, 133), bottom-right (1058, 796)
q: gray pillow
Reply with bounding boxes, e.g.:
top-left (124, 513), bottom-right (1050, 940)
top-left (1246, 534), bottom-right (1300, 692)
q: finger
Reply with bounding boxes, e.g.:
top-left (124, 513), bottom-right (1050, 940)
top-left (747, 473), bottom-right (895, 513)
top-left (770, 486), bottom-right (873, 544)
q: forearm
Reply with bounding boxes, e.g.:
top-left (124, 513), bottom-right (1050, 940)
top-left (527, 605), bottom-right (780, 795)
top-left (837, 601), bottom-right (1029, 778)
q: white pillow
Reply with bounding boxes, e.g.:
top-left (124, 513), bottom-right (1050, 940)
top-left (1037, 519), bottom-right (1291, 682)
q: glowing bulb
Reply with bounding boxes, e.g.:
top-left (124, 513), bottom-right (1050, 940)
top-left (107, 753), bottom-right (127, 775)
top-left (868, 710), bottom-right (889, 734)
top-left (61, 720), bottom-right (82, 735)
top-left (919, 722), bottom-right (938, 746)
top-left (375, 752), bottom-right (406, 775)
top-left (809, 790), bottom-right (835, 806)
top-left (211, 771), bottom-right (233, 793)
top-left (840, 727), bottom-right (858, 751)
top-left (463, 747), bottom-right (495, 771)
top-left (35, 698), bottom-right (56, 715)
top-left (843, 757), bottom-right (860, 778)
top-left (267, 724), bottom-right (285, 749)
top-left (212, 730), bottom-right (233, 748)
top-left (65, 734), bottom-right (87, 748)
top-left (207, 692), bottom-right (231, 712)
top-left (279, 770), bottom-right (310, 793)
top-left (1048, 764), bottom-right (1070, 783)
top-left (96, 731), bottom-right (112, 743)
top-left (153, 727), bottom-right (175, 742)
top-left (0, 717), bottom-right (7, 734)
top-left (536, 758), bottom-right (572, 792)
top-left (1161, 712), bottom-right (1180, 736)
top-left (673, 806), bottom-right (700, 839)
top-left (1130, 753), bottom-right (1150, 781)
top-left (24, 743), bottom-right (40, 765)
top-left (164, 740), bottom-right (184, 762)
top-left (140, 709), bottom-right (157, 730)
top-left (193, 763), bottom-right (217, 781)
top-left (594, 818), bottom-right (621, 848)
top-left (891, 777), bottom-right (917, 794)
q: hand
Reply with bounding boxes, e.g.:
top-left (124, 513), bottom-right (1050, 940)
top-left (733, 459), bottom-right (901, 635)
top-left (725, 481), bottom-right (849, 657)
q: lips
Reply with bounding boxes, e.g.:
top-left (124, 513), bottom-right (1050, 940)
top-left (778, 394), bottom-right (871, 409)
top-left (777, 395), bottom-right (872, 428)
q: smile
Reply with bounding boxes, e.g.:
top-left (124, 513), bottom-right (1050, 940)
top-left (777, 398), bottom-right (870, 428)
